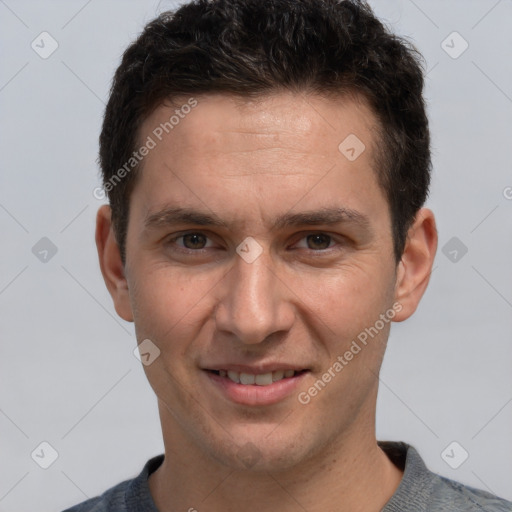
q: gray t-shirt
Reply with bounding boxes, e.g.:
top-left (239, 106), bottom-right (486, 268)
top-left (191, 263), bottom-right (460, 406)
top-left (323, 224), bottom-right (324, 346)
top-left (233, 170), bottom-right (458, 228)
top-left (61, 441), bottom-right (512, 511)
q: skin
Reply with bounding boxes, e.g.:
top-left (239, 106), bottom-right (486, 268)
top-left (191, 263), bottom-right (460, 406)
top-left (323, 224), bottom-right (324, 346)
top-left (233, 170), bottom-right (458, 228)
top-left (96, 91), bottom-right (437, 512)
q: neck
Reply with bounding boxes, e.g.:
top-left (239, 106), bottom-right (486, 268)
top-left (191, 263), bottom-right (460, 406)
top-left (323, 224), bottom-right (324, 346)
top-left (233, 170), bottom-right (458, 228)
top-left (148, 409), bottom-right (403, 512)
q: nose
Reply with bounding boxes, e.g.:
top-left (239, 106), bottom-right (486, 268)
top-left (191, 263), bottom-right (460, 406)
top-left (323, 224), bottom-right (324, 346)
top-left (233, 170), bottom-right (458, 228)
top-left (214, 246), bottom-right (295, 345)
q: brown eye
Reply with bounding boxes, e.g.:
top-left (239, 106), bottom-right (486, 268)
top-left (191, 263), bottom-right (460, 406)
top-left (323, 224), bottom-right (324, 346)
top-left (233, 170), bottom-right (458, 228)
top-left (305, 234), bottom-right (332, 250)
top-left (181, 233), bottom-right (208, 249)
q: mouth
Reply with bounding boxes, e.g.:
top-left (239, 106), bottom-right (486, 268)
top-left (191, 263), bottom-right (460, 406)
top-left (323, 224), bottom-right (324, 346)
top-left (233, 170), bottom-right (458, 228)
top-left (206, 368), bottom-right (309, 386)
top-left (202, 367), bottom-right (310, 406)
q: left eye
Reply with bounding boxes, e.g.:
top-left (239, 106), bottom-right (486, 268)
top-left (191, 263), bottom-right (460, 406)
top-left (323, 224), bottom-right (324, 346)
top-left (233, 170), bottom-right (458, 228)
top-left (295, 233), bottom-right (336, 250)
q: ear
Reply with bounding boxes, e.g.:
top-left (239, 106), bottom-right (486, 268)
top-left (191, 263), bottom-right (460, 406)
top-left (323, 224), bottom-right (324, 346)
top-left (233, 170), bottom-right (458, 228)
top-left (393, 208), bottom-right (437, 322)
top-left (95, 205), bottom-right (134, 322)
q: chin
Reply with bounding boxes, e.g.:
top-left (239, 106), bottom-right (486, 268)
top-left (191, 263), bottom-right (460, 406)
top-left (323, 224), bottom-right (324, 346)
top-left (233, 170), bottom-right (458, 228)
top-left (204, 428), bottom-right (314, 473)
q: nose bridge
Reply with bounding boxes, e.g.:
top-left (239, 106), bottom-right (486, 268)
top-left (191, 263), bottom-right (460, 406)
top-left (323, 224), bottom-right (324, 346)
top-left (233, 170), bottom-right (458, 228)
top-left (215, 248), bottom-right (291, 344)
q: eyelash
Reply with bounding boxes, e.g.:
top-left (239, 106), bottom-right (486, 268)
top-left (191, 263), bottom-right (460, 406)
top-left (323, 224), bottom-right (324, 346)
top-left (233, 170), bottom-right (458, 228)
top-left (165, 231), bottom-right (344, 255)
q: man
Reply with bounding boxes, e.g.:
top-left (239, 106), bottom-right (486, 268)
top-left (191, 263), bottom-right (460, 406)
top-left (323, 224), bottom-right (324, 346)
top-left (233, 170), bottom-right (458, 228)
top-left (63, 0), bottom-right (512, 510)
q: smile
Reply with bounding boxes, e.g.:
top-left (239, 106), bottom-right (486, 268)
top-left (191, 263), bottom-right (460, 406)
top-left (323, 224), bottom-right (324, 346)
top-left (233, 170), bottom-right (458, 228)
top-left (207, 369), bottom-right (307, 386)
top-left (203, 368), bottom-right (310, 406)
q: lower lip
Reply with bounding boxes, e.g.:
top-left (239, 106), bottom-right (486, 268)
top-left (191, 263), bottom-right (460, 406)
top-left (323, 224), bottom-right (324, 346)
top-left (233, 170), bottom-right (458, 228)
top-left (203, 370), bottom-right (309, 406)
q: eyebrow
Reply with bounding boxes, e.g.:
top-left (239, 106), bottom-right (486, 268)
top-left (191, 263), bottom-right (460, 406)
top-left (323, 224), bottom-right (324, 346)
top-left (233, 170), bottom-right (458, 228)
top-left (144, 205), bottom-right (372, 233)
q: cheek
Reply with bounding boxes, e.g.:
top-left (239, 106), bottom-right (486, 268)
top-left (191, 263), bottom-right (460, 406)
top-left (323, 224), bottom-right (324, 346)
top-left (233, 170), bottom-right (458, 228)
top-left (297, 263), bottom-right (394, 336)
top-left (128, 265), bottom-right (218, 350)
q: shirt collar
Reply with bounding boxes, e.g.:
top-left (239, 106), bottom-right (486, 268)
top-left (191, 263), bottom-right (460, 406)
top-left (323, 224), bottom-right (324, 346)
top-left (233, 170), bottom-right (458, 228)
top-left (126, 441), bottom-right (434, 511)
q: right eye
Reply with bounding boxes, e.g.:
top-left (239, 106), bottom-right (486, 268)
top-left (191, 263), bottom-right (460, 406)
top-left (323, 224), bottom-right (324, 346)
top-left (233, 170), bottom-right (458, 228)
top-left (166, 232), bottom-right (216, 253)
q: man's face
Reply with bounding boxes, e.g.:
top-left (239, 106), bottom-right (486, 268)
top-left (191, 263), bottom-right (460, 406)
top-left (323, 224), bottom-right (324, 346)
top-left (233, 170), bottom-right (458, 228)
top-left (117, 92), bottom-right (404, 470)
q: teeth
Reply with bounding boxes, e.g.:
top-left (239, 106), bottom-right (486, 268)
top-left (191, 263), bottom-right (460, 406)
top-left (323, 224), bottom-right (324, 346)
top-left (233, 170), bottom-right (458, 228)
top-left (227, 370), bottom-right (240, 383)
top-left (272, 370), bottom-right (284, 382)
top-left (255, 373), bottom-right (273, 385)
top-left (218, 369), bottom-right (298, 386)
top-left (240, 373), bottom-right (255, 385)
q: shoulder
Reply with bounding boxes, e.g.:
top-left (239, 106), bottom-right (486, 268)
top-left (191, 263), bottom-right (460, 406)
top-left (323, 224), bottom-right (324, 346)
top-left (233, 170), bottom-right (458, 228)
top-left (61, 478), bottom-right (131, 512)
top-left (379, 441), bottom-right (512, 512)
top-left (60, 454), bottom-right (164, 512)
top-left (429, 473), bottom-right (512, 512)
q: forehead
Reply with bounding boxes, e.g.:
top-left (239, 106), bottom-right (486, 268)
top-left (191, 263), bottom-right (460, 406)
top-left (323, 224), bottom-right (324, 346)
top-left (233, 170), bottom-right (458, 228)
top-left (140, 91), bottom-right (380, 162)
top-left (132, 91), bottom-right (387, 232)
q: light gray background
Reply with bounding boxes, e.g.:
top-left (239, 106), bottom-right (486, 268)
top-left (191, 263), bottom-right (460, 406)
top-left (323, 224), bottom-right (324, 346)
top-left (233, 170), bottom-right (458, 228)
top-left (1, 1), bottom-right (511, 511)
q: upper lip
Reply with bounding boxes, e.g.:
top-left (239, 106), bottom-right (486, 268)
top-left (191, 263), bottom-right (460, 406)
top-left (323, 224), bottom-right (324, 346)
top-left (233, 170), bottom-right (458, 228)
top-left (203, 363), bottom-right (309, 373)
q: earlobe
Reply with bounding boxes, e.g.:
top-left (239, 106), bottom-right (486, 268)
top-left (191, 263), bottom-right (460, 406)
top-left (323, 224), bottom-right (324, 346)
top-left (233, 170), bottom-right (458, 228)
top-left (393, 208), bottom-right (438, 322)
top-left (95, 205), bottom-right (134, 322)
